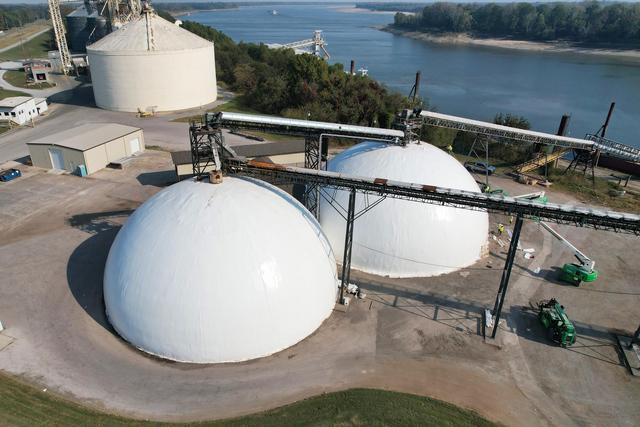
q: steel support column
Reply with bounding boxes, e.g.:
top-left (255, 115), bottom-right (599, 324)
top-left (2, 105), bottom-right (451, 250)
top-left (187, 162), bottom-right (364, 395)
top-left (491, 214), bottom-right (524, 339)
top-left (304, 136), bottom-right (320, 217)
top-left (467, 135), bottom-right (490, 189)
top-left (339, 188), bottom-right (357, 304)
top-left (630, 324), bottom-right (640, 349)
top-left (190, 125), bottom-right (222, 180)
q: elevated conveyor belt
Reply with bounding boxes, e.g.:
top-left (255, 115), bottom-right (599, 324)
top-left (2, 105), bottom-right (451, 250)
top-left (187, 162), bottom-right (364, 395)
top-left (224, 158), bottom-right (640, 235)
top-left (421, 111), bottom-right (640, 161)
top-left (420, 111), bottom-right (595, 150)
top-left (586, 134), bottom-right (640, 162)
top-left (210, 112), bottom-right (405, 142)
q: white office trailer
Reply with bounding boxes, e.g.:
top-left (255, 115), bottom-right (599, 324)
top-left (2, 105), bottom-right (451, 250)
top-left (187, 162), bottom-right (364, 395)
top-left (26, 123), bottom-right (144, 175)
top-left (0, 97), bottom-right (48, 125)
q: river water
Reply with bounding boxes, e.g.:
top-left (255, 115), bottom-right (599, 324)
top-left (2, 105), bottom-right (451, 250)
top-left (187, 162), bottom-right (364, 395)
top-left (189, 4), bottom-right (640, 147)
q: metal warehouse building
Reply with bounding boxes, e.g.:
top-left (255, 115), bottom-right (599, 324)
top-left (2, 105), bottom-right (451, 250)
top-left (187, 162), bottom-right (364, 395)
top-left (170, 140), bottom-right (305, 180)
top-left (27, 123), bottom-right (144, 175)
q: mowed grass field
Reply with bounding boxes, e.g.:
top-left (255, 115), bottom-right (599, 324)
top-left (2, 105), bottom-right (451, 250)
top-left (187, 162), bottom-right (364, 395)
top-left (2, 69), bottom-right (55, 89)
top-left (0, 30), bottom-right (53, 62)
top-left (0, 21), bottom-right (49, 50)
top-left (0, 87), bottom-right (28, 100)
top-left (0, 371), bottom-right (497, 426)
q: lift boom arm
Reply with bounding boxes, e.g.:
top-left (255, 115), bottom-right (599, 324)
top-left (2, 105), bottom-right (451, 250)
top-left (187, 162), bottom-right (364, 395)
top-left (539, 221), bottom-right (595, 271)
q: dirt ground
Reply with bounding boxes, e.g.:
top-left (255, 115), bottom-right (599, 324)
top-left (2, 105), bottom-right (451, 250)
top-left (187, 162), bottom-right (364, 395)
top-left (0, 153), bottom-right (638, 426)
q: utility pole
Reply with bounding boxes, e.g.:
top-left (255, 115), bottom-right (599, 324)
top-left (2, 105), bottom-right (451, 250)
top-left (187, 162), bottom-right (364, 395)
top-left (594, 102), bottom-right (615, 168)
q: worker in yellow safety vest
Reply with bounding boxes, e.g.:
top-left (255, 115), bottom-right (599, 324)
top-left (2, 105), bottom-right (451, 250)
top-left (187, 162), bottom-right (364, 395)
top-left (497, 223), bottom-right (505, 235)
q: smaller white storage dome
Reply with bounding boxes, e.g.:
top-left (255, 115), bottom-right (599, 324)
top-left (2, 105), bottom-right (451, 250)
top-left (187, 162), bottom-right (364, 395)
top-left (104, 178), bottom-right (338, 363)
top-left (320, 141), bottom-right (488, 278)
top-left (87, 11), bottom-right (217, 112)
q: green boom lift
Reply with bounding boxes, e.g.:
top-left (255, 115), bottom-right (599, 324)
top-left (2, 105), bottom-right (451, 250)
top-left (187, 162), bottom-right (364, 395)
top-left (513, 192), bottom-right (597, 286)
top-left (538, 299), bottom-right (576, 347)
top-left (539, 222), bottom-right (598, 286)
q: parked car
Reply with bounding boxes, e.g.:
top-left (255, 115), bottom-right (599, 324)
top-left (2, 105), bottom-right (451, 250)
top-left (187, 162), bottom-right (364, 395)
top-left (464, 161), bottom-right (496, 175)
top-left (0, 168), bottom-right (21, 182)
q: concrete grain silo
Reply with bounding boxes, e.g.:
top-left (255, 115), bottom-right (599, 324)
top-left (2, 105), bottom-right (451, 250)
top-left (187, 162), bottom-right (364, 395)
top-left (66, 2), bottom-right (108, 52)
top-left (87, 9), bottom-right (217, 112)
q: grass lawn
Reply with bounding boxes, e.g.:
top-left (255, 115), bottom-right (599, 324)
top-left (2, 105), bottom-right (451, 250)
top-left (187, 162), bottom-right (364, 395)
top-left (547, 169), bottom-right (640, 213)
top-left (0, 371), bottom-right (496, 426)
top-left (0, 87), bottom-right (29, 100)
top-left (0, 21), bottom-right (49, 50)
top-left (3, 69), bottom-right (55, 89)
top-left (0, 31), bottom-right (53, 62)
top-left (172, 97), bottom-right (259, 123)
top-left (174, 97), bottom-right (300, 143)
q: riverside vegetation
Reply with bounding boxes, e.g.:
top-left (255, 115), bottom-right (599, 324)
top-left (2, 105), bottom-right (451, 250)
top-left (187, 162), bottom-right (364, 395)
top-left (391, 1), bottom-right (640, 46)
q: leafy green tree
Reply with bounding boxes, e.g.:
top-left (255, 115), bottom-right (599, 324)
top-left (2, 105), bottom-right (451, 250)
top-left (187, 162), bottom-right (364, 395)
top-left (393, 1), bottom-right (640, 44)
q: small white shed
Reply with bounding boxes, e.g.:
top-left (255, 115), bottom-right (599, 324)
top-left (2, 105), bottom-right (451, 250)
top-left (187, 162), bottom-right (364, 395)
top-left (0, 96), bottom-right (47, 125)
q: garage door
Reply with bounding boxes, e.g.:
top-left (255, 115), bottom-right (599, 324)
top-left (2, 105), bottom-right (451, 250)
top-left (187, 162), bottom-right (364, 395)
top-left (129, 138), bottom-right (140, 154)
top-left (49, 148), bottom-right (64, 170)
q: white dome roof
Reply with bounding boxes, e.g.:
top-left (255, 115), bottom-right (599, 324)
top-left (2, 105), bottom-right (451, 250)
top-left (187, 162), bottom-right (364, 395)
top-left (87, 13), bottom-right (211, 53)
top-left (104, 178), bottom-right (338, 363)
top-left (319, 141), bottom-right (488, 278)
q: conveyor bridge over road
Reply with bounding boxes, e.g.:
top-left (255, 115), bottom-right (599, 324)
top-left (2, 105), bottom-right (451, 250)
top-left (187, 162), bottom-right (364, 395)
top-left (190, 111), bottom-right (640, 339)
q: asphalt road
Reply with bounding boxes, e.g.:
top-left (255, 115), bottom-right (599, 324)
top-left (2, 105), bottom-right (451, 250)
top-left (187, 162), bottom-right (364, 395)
top-left (0, 84), bottom-right (246, 164)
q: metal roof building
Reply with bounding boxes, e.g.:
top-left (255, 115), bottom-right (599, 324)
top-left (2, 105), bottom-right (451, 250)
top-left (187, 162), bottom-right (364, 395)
top-left (27, 123), bottom-right (144, 175)
top-left (87, 10), bottom-right (217, 112)
top-left (0, 96), bottom-right (48, 126)
top-left (170, 140), bottom-right (306, 179)
top-left (104, 178), bottom-right (338, 363)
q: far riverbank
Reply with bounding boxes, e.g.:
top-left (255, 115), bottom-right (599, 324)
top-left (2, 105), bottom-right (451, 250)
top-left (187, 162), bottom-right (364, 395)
top-left (383, 26), bottom-right (640, 61)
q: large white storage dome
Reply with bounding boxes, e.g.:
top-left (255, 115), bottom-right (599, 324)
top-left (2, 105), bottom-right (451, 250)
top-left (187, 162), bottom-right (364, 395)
top-left (319, 141), bottom-right (488, 278)
top-left (87, 12), bottom-right (217, 112)
top-left (104, 178), bottom-right (338, 363)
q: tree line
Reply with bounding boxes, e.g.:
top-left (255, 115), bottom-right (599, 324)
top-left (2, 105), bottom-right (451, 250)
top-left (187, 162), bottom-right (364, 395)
top-left (179, 20), bottom-right (410, 127)
top-left (393, 2), bottom-right (640, 45)
top-left (154, 2), bottom-right (237, 15)
top-left (0, 5), bottom-right (49, 30)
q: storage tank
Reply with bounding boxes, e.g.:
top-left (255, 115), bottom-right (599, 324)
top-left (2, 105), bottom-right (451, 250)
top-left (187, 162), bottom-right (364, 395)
top-left (87, 10), bottom-right (217, 112)
top-left (319, 141), bottom-right (489, 278)
top-left (104, 178), bottom-right (338, 363)
top-left (66, 2), bottom-right (107, 52)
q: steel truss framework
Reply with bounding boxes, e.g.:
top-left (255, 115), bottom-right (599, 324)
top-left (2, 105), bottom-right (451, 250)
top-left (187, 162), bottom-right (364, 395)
top-left (188, 110), bottom-right (640, 342)
top-left (188, 112), bottom-right (640, 339)
top-left (467, 135), bottom-right (491, 188)
top-left (586, 134), bottom-right (640, 162)
top-left (222, 159), bottom-right (639, 337)
top-left (225, 159), bottom-right (640, 234)
top-left (198, 112), bottom-right (405, 214)
top-left (304, 136), bottom-right (321, 217)
top-left (190, 124), bottom-right (221, 178)
top-left (48, 0), bottom-right (72, 74)
top-left (421, 111), bottom-right (594, 150)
